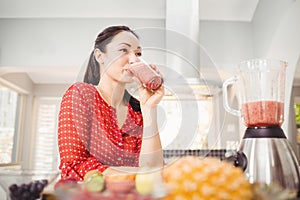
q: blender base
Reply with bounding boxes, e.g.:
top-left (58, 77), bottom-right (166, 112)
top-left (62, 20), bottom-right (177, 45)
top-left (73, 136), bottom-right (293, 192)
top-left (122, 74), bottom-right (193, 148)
top-left (238, 126), bottom-right (300, 194)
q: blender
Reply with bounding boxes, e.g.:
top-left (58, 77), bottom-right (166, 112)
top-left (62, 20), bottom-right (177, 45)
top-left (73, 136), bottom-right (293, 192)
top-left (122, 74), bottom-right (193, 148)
top-left (223, 59), bottom-right (300, 194)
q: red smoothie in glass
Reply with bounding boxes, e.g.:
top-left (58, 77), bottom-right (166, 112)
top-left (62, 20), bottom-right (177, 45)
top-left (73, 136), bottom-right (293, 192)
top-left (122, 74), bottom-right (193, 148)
top-left (129, 64), bottom-right (163, 91)
top-left (242, 100), bottom-right (284, 127)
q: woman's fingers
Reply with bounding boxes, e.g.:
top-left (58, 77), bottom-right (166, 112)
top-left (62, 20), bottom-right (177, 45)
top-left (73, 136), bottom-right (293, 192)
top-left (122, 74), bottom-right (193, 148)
top-left (139, 84), bottom-right (165, 106)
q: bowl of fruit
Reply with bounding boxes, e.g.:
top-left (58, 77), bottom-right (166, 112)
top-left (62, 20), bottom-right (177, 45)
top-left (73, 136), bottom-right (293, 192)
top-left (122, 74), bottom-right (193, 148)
top-left (0, 168), bottom-right (59, 200)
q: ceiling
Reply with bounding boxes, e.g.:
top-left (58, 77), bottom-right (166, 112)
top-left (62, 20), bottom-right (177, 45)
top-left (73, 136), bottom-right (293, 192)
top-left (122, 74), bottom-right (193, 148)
top-left (0, 0), bottom-right (262, 85)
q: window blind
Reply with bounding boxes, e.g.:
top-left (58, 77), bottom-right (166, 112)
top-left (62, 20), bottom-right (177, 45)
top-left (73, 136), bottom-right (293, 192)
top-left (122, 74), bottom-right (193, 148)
top-left (33, 98), bottom-right (60, 170)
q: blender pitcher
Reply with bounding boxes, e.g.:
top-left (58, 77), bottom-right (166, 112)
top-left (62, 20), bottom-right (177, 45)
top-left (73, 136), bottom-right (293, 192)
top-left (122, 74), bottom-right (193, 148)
top-left (223, 59), bottom-right (300, 195)
top-left (223, 59), bottom-right (286, 127)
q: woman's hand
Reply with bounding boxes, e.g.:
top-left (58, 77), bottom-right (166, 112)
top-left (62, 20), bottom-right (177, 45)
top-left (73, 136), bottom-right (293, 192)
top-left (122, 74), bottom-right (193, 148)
top-left (125, 62), bottom-right (164, 108)
top-left (134, 63), bottom-right (164, 108)
top-left (139, 84), bottom-right (164, 108)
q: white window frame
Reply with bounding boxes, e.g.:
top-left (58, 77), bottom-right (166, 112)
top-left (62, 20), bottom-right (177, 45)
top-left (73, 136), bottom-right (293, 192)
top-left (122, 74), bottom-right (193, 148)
top-left (0, 79), bottom-right (26, 164)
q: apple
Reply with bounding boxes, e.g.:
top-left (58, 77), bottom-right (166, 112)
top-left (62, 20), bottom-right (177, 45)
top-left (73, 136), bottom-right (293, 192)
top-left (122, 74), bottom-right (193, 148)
top-left (83, 170), bottom-right (105, 192)
top-left (54, 177), bottom-right (78, 190)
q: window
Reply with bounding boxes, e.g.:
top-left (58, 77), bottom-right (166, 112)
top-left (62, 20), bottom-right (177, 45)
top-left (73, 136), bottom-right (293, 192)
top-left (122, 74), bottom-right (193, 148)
top-left (0, 84), bottom-right (19, 163)
top-left (158, 85), bottom-right (214, 150)
top-left (32, 97), bottom-right (60, 170)
top-left (158, 98), bottom-right (213, 149)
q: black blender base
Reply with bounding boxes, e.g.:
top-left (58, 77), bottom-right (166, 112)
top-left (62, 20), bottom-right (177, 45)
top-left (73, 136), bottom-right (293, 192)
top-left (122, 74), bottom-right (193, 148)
top-left (243, 126), bottom-right (286, 139)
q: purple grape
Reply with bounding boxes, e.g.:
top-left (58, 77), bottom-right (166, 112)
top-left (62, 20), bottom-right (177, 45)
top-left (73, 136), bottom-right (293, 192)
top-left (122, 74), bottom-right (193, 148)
top-left (21, 190), bottom-right (30, 198)
top-left (16, 186), bottom-right (24, 195)
top-left (29, 182), bottom-right (36, 193)
top-left (8, 179), bottom-right (49, 200)
top-left (33, 180), bottom-right (39, 185)
top-left (33, 192), bottom-right (41, 199)
top-left (40, 179), bottom-right (48, 186)
top-left (36, 182), bottom-right (44, 193)
top-left (9, 184), bottom-right (18, 193)
top-left (21, 183), bottom-right (30, 194)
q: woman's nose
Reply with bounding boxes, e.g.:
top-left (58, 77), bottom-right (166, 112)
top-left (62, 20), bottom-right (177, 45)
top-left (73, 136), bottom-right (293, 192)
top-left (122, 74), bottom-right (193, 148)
top-left (128, 53), bottom-right (140, 64)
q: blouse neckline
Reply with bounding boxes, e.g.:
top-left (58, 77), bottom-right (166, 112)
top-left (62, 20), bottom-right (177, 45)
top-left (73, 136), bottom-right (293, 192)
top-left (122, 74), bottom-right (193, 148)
top-left (94, 85), bottom-right (131, 131)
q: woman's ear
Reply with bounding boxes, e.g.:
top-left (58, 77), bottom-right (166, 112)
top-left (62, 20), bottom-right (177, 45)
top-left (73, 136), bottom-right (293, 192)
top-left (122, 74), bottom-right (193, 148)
top-left (94, 48), bottom-right (104, 64)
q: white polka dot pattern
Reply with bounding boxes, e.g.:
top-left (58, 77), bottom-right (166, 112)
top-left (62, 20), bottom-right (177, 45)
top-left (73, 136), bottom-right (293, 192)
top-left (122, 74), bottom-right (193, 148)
top-left (58, 82), bottom-right (143, 181)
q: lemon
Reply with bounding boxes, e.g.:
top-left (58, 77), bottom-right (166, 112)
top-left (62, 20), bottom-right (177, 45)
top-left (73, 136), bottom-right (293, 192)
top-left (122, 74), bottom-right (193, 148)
top-left (135, 168), bottom-right (167, 197)
top-left (135, 172), bottom-right (155, 195)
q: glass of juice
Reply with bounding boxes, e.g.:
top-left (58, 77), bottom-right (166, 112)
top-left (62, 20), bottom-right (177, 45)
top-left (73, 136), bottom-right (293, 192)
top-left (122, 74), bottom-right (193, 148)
top-left (128, 58), bottom-right (163, 92)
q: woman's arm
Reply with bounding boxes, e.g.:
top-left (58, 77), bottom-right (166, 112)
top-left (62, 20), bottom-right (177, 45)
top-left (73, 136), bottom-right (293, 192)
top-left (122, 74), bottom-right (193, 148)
top-left (139, 106), bottom-right (164, 167)
top-left (138, 77), bottom-right (165, 168)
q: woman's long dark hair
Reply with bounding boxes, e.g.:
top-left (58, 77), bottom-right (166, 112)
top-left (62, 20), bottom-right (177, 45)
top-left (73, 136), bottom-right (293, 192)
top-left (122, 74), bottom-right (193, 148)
top-left (83, 25), bottom-right (141, 112)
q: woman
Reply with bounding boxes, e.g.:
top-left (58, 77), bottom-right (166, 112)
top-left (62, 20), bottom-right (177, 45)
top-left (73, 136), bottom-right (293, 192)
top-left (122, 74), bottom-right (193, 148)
top-left (58, 25), bottom-right (164, 181)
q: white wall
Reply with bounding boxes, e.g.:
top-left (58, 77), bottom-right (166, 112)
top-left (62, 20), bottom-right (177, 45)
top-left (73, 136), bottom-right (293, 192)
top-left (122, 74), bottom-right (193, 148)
top-left (200, 20), bottom-right (253, 75)
top-left (0, 18), bottom-right (165, 69)
top-left (252, 0), bottom-right (292, 58)
top-left (0, 18), bottom-right (165, 85)
top-left (0, 0), bottom-right (165, 19)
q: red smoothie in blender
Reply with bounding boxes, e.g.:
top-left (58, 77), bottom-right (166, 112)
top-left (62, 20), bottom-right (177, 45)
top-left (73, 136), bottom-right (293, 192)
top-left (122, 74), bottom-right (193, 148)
top-left (242, 100), bottom-right (284, 127)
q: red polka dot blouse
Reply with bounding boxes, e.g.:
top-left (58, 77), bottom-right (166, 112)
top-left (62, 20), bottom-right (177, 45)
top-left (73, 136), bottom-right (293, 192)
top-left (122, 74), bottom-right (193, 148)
top-left (58, 82), bottom-right (143, 181)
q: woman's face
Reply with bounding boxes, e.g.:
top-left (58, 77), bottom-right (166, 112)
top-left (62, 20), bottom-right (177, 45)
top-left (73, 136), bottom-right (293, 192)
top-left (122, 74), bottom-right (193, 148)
top-left (99, 31), bottom-right (142, 83)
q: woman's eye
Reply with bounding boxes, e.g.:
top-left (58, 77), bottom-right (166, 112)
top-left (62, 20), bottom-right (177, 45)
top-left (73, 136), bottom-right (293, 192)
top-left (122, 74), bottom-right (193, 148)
top-left (136, 52), bottom-right (142, 57)
top-left (120, 48), bottom-right (128, 53)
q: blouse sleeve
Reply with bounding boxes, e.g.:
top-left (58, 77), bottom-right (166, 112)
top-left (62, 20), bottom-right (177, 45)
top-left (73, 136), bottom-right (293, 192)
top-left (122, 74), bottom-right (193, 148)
top-left (58, 83), bottom-right (108, 181)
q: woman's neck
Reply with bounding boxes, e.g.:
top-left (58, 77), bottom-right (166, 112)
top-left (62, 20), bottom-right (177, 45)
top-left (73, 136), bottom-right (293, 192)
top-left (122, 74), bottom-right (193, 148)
top-left (97, 77), bottom-right (126, 108)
